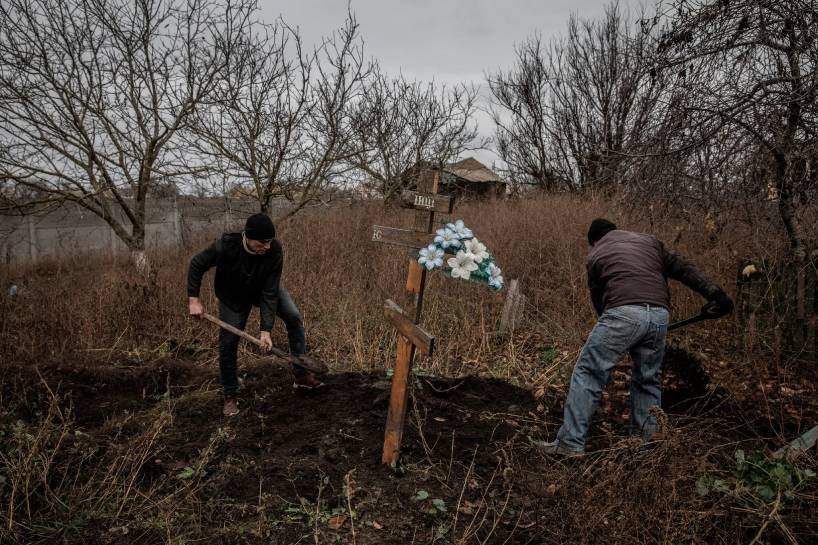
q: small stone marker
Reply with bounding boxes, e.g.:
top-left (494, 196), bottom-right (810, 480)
top-left (499, 279), bottom-right (525, 336)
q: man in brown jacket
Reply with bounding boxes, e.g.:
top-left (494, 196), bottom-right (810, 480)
top-left (535, 219), bottom-right (734, 455)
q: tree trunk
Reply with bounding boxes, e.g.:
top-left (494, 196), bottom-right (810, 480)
top-left (130, 249), bottom-right (151, 277)
top-left (776, 157), bottom-right (809, 349)
top-left (127, 226), bottom-right (150, 278)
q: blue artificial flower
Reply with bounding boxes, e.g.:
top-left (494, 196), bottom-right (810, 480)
top-left (434, 228), bottom-right (461, 249)
top-left (487, 262), bottom-right (504, 289)
top-left (446, 219), bottom-right (473, 240)
top-left (418, 244), bottom-right (445, 270)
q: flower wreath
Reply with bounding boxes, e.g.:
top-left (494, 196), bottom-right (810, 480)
top-left (416, 220), bottom-right (504, 291)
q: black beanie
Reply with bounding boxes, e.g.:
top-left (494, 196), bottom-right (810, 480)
top-left (587, 218), bottom-right (617, 245)
top-left (244, 213), bottom-right (275, 240)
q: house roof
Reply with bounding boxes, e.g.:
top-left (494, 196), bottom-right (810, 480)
top-left (442, 157), bottom-right (504, 184)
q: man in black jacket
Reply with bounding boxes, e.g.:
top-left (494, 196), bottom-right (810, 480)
top-left (187, 213), bottom-right (323, 417)
top-left (535, 219), bottom-right (734, 455)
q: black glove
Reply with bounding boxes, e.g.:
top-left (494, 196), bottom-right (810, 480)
top-left (702, 290), bottom-right (734, 318)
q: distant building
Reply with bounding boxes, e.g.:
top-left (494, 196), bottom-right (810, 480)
top-left (407, 157), bottom-right (507, 199)
top-left (438, 158), bottom-right (507, 199)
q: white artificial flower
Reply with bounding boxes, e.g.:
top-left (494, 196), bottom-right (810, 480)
top-left (446, 219), bottom-right (473, 240)
top-left (447, 251), bottom-right (478, 280)
top-left (463, 238), bottom-right (489, 263)
top-left (488, 276), bottom-right (504, 290)
top-left (418, 244), bottom-right (444, 270)
top-left (434, 228), bottom-right (461, 249)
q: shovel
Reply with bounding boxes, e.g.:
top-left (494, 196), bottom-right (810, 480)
top-left (200, 312), bottom-right (328, 375)
top-left (667, 301), bottom-right (725, 332)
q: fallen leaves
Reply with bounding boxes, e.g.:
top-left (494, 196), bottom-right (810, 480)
top-left (327, 515), bottom-right (347, 530)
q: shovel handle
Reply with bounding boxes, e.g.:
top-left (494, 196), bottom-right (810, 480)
top-left (668, 301), bottom-right (726, 332)
top-left (202, 311), bottom-right (266, 348)
top-left (199, 311), bottom-right (327, 374)
top-left (667, 313), bottom-right (709, 331)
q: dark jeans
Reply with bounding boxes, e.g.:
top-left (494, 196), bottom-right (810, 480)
top-left (218, 287), bottom-right (306, 396)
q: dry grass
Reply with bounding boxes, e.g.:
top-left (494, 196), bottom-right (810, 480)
top-left (0, 193), bottom-right (816, 544)
top-left (1, 193), bottom-right (811, 379)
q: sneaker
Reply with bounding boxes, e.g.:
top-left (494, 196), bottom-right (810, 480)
top-left (293, 372), bottom-right (326, 391)
top-left (223, 397), bottom-right (239, 417)
top-left (531, 439), bottom-right (584, 457)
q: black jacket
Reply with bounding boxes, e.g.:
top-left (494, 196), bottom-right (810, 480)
top-left (587, 230), bottom-right (722, 315)
top-left (187, 233), bottom-right (283, 331)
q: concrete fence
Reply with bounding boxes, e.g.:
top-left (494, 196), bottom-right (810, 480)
top-left (0, 197), bottom-right (291, 265)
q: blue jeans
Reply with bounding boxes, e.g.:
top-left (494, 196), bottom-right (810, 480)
top-left (218, 286), bottom-right (307, 396)
top-left (555, 304), bottom-right (669, 452)
top-left (277, 287), bottom-right (306, 357)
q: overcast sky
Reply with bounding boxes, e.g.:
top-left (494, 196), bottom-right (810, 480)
top-left (260, 0), bottom-right (645, 165)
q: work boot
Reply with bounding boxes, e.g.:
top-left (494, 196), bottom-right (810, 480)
top-left (530, 439), bottom-right (584, 457)
top-left (223, 396), bottom-right (239, 417)
top-left (294, 354), bottom-right (324, 374)
top-left (293, 371), bottom-right (325, 391)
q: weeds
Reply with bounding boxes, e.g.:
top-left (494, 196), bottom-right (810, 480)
top-left (412, 489), bottom-right (448, 516)
top-left (0, 196), bottom-right (816, 544)
top-left (696, 448), bottom-right (816, 545)
top-left (697, 449), bottom-right (816, 503)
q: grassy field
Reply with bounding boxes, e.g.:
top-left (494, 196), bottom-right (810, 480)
top-left (1, 195), bottom-right (816, 544)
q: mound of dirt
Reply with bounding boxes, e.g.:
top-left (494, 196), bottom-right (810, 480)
top-left (2, 356), bottom-right (550, 544)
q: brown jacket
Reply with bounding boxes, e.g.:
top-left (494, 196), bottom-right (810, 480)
top-left (587, 230), bottom-right (721, 315)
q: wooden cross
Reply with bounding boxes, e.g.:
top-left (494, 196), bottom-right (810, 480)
top-left (371, 169), bottom-right (454, 466)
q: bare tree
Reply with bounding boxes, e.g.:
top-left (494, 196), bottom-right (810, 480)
top-left (344, 65), bottom-right (483, 200)
top-left (189, 13), bottom-right (368, 219)
top-left (488, 36), bottom-right (556, 191)
top-left (488, 2), bottom-right (663, 191)
top-left (651, 0), bottom-right (818, 266)
top-left (0, 0), bottom-right (254, 271)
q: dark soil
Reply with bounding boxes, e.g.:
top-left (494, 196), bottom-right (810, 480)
top-left (4, 355), bottom-right (545, 544)
top-left (1, 348), bottom-right (815, 545)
